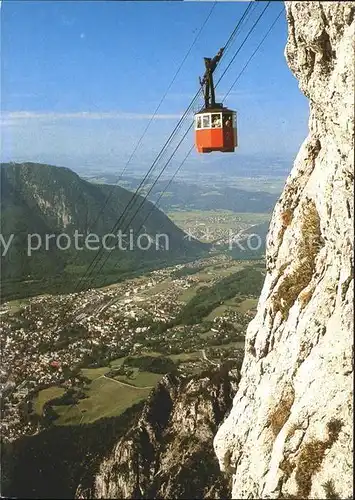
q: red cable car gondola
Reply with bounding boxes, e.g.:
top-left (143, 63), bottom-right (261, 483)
top-left (194, 48), bottom-right (238, 153)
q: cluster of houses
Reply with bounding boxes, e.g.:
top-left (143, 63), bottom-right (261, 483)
top-left (1, 254), bottom-right (257, 441)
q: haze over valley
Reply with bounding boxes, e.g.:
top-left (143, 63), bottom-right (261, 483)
top-left (1, 2), bottom-right (353, 499)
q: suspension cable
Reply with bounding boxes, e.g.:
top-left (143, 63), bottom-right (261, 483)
top-left (131, 6), bottom-right (284, 250)
top-left (78, 3), bottom-right (271, 292)
top-left (113, 2), bottom-right (273, 250)
top-left (64, 2), bottom-right (218, 284)
top-left (86, 1), bottom-right (219, 232)
top-left (72, 2), bottom-right (254, 295)
top-left (215, 1), bottom-right (270, 90)
top-left (84, 126), bottom-right (193, 291)
top-left (223, 7), bottom-right (284, 102)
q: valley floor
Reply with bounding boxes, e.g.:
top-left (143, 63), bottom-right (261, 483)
top-left (1, 253), bottom-right (264, 441)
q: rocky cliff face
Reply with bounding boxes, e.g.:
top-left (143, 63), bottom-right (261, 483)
top-left (76, 368), bottom-right (239, 499)
top-left (214, 2), bottom-right (354, 499)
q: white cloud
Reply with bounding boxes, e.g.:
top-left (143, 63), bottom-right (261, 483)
top-left (0, 108), bottom-right (194, 170)
top-left (1, 110), bottom-right (188, 124)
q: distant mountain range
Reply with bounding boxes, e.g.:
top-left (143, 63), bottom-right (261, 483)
top-left (84, 177), bottom-right (279, 213)
top-left (147, 181), bottom-right (279, 213)
top-left (0, 163), bottom-right (207, 300)
top-left (74, 153), bottom-right (292, 180)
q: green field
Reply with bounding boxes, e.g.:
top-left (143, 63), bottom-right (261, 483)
top-left (227, 177), bottom-right (285, 194)
top-left (139, 280), bottom-right (171, 296)
top-left (204, 296), bottom-right (258, 320)
top-left (238, 297), bottom-right (258, 312)
top-left (33, 363), bottom-right (157, 426)
top-left (109, 357), bottom-right (128, 367)
top-left (114, 369), bottom-right (163, 388)
top-left (218, 341), bottom-right (245, 350)
top-left (205, 305), bottom-right (230, 320)
top-left (81, 366), bottom-right (111, 380)
top-left (168, 351), bottom-right (202, 362)
top-left (34, 386), bottom-right (66, 415)
top-left (178, 286), bottom-right (202, 303)
top-left (54, 376), bottom-right (150, 425)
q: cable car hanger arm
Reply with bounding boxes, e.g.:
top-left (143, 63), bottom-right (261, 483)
top-left (199, 47), bottom-right (224, 109)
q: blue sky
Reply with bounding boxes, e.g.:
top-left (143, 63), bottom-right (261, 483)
top-left (1, 0), bottom-right (309, 177)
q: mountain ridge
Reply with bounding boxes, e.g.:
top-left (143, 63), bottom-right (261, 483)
top-left (1, 162), bottom-right (207, 299)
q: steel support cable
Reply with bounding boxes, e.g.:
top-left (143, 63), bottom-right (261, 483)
top-left (71, 2), bottom-right (266, 311)
top-left (85, 0), bottom-right (253, 246)
top-left (84, 125), bottom-right (194, 290)
top-left (133, 2), bottom-right (268, 212)
top-left (75, 4), bottom-right (267, 297)
top-left (71, 8), bottom-right (228, 295)
top-left (127, 2), bottom-right (255, 196)
top-left (87, 3), bottom-right (272, 286)
top-left (80, 8), bottom-right (259, 293)
top-left (218, 1), bottom-right (254, 56)
top-left (59, 3), bottom-right (283, 328)
top-left (218, 1), bottom-right (257, 61)
top-left (222, 7), bottom-right (284, 103)
top-left (215, 0), bottom-right (271, 91)
top-left (72, 3), bottom-right (254, 295)
top-left (85, 1), bottom-right (219, 232)
top-left (116, 1), bottom-right (272, 246)
top-left (65, 2), bottom-right (218, 285)
top-left (129, 2), bottom-right (261, 212)
top-left (187, 1), bottom-right (256, 114)
top-left (134, 6), bottom-right (284, 247)
top-left (61, 3), bottom-right (266, 326)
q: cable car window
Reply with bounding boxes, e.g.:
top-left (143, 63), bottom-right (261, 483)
top-left (223, 114), bottom-right (232, 127)
top-left (211, 113), bottom-right (222, 128)
top-left (202, 115), bottom-right (210, 128)
top-left (196, 116), bottom-right (202, 129)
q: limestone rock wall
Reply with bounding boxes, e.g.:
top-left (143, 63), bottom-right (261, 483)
top-left (76, 370), bottom-right (239, 499)
top-left (214, 2), bottom-right (354, 499)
